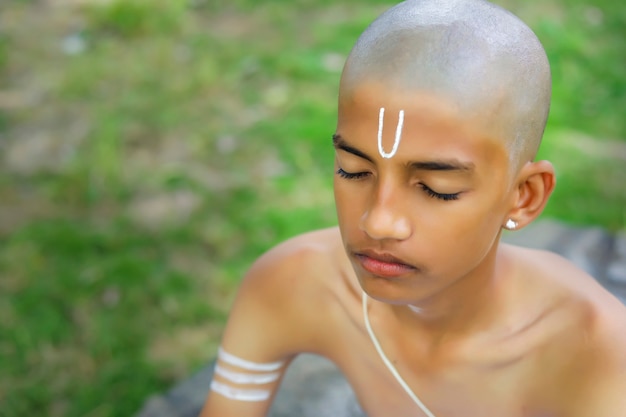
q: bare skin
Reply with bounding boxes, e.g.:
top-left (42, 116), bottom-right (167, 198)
top-left (200, 229), bottom-right (626, 417)
top-left (200, 83), bottom-right (626, 417)
top-left (200, 1), bottom-right (626, 415)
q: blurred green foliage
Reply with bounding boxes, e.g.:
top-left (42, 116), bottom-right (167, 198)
top-left (86, 0), bottom-right (188, 37)
top-left (533, 0), bottom-right (626, 137)
top-left (2, 220), bottom-right (215, 416)
top-left (0, 0), bottom-right (624, 416)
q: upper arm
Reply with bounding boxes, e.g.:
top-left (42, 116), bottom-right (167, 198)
top-left (199, 240), bottom-right (330, 417)
top-left (569, 363), bottom-right (626, 417)
top-left (199, 352), bottom-right (292, 417)
top-left (565, 315), bottom-right (626, 417)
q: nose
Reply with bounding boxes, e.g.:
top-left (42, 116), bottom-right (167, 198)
top-left (359, 185), bottom-right (412, 241)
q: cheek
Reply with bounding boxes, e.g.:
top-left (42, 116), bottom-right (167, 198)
top-left (333, 179), bottom-right (351, 220)
top-left (333, 180), bottom-right (369, 232)
top-left (441, 200), bottom-right (505, 263)
top-left (415, 193), bottom-right (505, 258)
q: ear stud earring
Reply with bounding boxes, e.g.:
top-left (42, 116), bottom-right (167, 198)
top-left (505, 219), bottom-right (518, 230)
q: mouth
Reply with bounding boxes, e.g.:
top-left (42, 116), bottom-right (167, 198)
top-left (353, 250), bottom-right (417, 278)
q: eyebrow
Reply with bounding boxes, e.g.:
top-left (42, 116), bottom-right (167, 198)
top-left (332, 133), bottom-right (373, 162)
top-left (332, 133), bottom-right (474, 172)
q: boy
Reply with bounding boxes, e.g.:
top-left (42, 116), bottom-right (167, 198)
top-left (200, 0), bottom-right (626, 416)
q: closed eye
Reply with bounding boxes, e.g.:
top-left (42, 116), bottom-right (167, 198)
top-left (420, 183), bottom-right (460, 201)
top-left (336, 168), bottom-right (370, 180)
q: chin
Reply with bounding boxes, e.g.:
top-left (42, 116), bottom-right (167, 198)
top-left (357, 273), bottom-right (431, 306)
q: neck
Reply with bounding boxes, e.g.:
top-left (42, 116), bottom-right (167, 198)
top-left (395, 245), bottom-right (515, 343)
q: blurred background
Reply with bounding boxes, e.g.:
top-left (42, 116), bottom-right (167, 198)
top-left (0, 0), bottom-right (624, 415)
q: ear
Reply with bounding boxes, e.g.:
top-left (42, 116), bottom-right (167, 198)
top-left (504, 160), bottom-right (556, 230)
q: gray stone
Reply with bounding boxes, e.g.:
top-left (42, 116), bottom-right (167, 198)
top-left (606, 232), bottom-right (626, 304)
top-left (136, 365), bottom-right (214, 417)
top-left (607, 232), bottom-right (626, 284)
top-left (137, 219), bottom-right (626, 417)
top-left (268, 355), bottom-right (365, 417)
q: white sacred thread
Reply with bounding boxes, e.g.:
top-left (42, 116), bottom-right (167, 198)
top-left (210, 380), bottom-right (271, 402)
top-left (214, 364), bottom-right (281, 385)
top-left (362, 292), bottom-right (436, 417)
top-left (218, 347), bottom-right (285, 372)
top-left (377, 107), bottom-right (405, 159)
top-left (408, 305), bottom-right (423, 314)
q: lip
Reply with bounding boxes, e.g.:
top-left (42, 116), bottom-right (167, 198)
top-left (354, 250), bottom-right (417, 278)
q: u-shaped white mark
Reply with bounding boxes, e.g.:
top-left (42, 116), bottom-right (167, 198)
top-left (377, 107), bottom-right (405, 159)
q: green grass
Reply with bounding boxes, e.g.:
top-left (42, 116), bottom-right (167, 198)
top-left (0, 0), bottom-right (624, 415)
top-left (1, 220), bottom-right (216, 416)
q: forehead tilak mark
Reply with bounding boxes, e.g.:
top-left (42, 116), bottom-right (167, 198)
top-left (378, 107), bottom-right (405, 159)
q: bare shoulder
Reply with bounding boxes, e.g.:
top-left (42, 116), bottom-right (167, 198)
top-left (561, 298), bottom-right (626, 416)
top-left (242, 226), bottom-right (349, 304)
top-left (510, 243), bottom-right (626, 349)
top-left (219, 227), bottom-right (352, 359)
top-left (504, 244), bottom-right (626, 415)
top-left (569, 279), bottom-right (626, 415)
top-left (200, 229), bottom-right (350, 416)
top-left (248, 227), bottom-right (344, 277)
top-left (506, 243), bottom-right (625, 311)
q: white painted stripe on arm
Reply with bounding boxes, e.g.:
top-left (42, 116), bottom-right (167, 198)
top-left (210, 380), bottom-right (272, 402)
top-left (217, 347), bottom-right (285, 372)
top-left (214, 364), bottom-right (281, 385)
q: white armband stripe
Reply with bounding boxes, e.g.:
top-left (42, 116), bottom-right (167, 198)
top-left (217, 347), bottom-right (285, 372)
top-left (214, 364), bottom-right (280, 385)
top-left (210, 380), bottom-right (271, 402)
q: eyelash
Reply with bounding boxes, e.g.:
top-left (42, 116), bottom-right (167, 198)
top-left (336, 168), bottom-right (460, 201)
top-left (419, 183), bottom-right (460, 201)
top-left (336, 168), bottom-right (369, 180)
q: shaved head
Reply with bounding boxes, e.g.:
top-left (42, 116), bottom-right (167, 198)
top-left (340, 0), bottom-right (551, 169)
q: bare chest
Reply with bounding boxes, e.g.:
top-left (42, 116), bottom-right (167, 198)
top-left (323, 302), bottom-right (564, 417)
top-left (343, 352), bottom-right (528, 417)
top-left (335, 348), bottom-right (558, 417)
